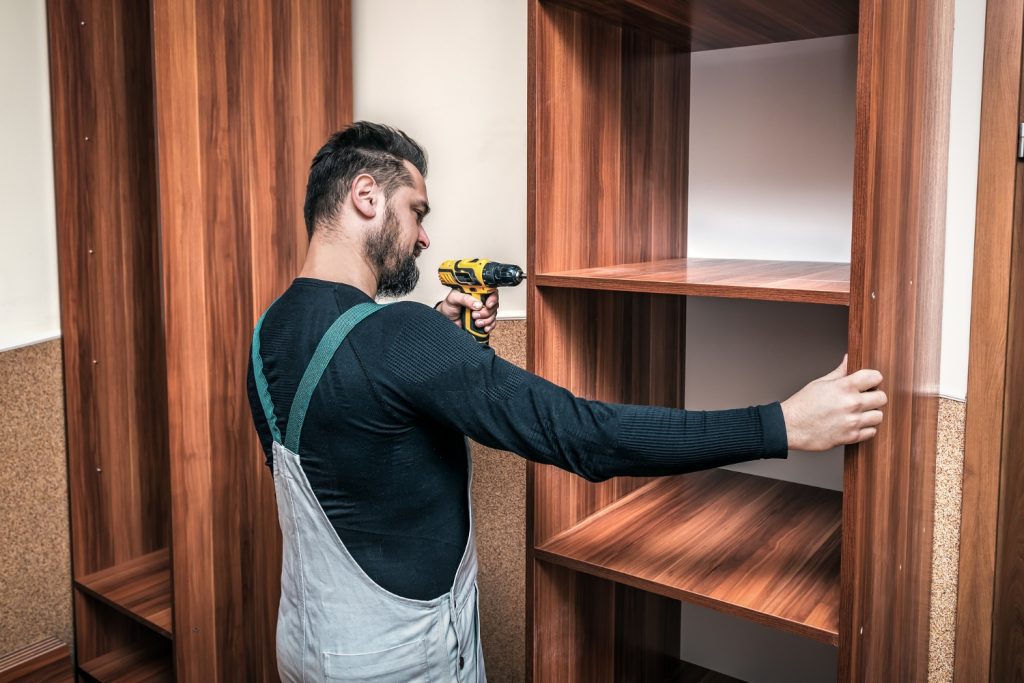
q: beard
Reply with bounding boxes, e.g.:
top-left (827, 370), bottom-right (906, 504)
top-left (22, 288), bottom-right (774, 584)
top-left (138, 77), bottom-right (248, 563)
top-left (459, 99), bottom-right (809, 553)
top-left (364, 204), bottom-right (421, 297)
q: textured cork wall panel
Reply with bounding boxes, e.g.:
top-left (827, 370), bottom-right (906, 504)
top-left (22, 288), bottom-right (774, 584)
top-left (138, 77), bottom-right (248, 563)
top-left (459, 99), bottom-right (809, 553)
top-left (0, 339), bottom-right (72, 654)
top-left (470, 319), bottom-right (527, 683)
top-left (929, 397), bottom-right (966, 683)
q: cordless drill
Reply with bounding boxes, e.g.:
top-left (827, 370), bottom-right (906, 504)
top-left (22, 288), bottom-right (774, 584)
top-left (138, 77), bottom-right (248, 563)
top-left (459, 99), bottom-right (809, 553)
top-left (438, 258), bottom-right (526, 346)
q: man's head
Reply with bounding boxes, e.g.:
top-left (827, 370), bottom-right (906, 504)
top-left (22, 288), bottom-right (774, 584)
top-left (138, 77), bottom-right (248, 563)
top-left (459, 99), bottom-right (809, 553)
top-left (304, 122), bottom-right (430, 296)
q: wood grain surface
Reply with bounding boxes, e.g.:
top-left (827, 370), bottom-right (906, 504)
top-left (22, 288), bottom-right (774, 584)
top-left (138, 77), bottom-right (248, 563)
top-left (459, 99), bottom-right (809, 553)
top-left (954, 0), bottom-right (1024, 679)
top-left (527, 2), bottom-right (689, 676)
top-left (0, 637), bottom-right (72, 683)
top-left (546, 0), bottom-right (858, 51)
top-left (841, 0), bottom-right (953, 679)
top-left (537, 470), bottom-right (842, 645)
top-left (75, 549), bottom-right (173, 639)
top-left (149, 0), bottom-right (353, 679)
top-left (45, 0), bottom-right (171, 667)
top-left (536, 257), bottom-right (850, 305)
top-left (78, 643), bottom-right (173, 683)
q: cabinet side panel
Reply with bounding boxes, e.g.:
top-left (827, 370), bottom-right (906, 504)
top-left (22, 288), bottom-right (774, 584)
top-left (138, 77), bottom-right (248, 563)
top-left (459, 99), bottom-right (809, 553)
top-left (151, 0), bottom-right (353, 679)
top-left (46, 0), bottom-right (169, 579)
top-left (531, 2), bottom-right (688, 275)
top-left (842, 0), bottom-right (953, 679)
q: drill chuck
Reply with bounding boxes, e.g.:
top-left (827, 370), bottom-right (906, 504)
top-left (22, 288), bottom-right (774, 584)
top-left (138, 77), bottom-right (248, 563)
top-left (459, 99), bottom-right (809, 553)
top-left (482, 261), bottom-right (526, 287)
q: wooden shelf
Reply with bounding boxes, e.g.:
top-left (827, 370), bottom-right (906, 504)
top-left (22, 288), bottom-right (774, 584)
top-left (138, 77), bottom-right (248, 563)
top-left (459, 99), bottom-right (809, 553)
top-left (76, 549), bottom-right (173, 638)
top-left (78, 644), bottom-right (172, 683)
top-left (546, 0), bottom-right (859, 51)
top-left (535, 469), bottom-right (842, 645)
top-left (535, 258), bottom-right (850, 305)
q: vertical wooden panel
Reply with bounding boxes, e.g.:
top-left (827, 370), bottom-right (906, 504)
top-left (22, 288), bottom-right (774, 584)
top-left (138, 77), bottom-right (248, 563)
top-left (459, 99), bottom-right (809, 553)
top-left (150, 1), bottom-right (352, 679)
top-left (46, 0), bottom-right (170, 664)
top-left (954, 0), bottom-right (1024, 678)
top-left (527, 1), bottom-right (688, 678)
top-left (842, 0), bottom-right (953, 679)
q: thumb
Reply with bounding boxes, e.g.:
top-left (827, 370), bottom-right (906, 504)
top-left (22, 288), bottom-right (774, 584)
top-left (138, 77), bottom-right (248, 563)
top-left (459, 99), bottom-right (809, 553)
top-left (822, 354), bottom-right (848, 381)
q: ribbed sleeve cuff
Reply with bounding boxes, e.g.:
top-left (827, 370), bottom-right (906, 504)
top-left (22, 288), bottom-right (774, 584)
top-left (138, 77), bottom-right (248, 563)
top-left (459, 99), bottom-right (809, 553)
top-left (757, 402), bottom-right (789, 458)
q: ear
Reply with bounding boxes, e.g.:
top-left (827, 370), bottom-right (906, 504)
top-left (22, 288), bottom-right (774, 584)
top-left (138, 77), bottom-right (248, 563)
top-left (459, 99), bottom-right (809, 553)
top-left (349, 173), bottom-right (380, 220)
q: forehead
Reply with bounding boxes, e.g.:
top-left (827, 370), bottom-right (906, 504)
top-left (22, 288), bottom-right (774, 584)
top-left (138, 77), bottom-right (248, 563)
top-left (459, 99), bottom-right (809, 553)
top-left (400, 159), bottom-right (428, 203)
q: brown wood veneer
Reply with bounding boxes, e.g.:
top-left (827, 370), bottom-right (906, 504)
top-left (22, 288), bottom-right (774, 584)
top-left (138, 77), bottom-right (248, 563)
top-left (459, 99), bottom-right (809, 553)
top-left (149, 0), bottom-right (353, 678)
top-left (536, 258), bottom-right (850, 305)
top-left (528, 0), bottom-right (952, 678)
top-left (546, 0), bottom-right (858, 51)
top-left (537, 470), bottom-right (841, 645)
top-left (955, 0), bottom-right (1024, 677)
top-left (46, 0), bottom-right (171, 666)
top-left (75, 549), bottom-right (173, 639)
top-left (78, 644), bottom-right (172, 683)
top-left (0, 637), bottom-right (72, 683)
top-left (48, 0), bottom-right (354, 678)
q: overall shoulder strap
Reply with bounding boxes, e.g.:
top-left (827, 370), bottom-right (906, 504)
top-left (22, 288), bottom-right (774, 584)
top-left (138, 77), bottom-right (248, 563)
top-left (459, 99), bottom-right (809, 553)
top-left (251, 303), bottom-right (282, 444)
top-left (284, 301), bottom-right (385, 453)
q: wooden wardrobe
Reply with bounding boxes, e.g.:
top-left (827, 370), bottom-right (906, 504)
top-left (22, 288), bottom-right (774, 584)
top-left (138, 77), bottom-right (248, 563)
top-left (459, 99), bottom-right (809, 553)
top-left (47, 1), bottom-right (352, 678)
top-left (526, 0), bottom-right (952, 680)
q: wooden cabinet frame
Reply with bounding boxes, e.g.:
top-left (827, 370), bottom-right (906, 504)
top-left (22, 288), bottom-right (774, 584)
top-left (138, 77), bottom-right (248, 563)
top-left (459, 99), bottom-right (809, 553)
top-left (47, 1), bottom-right (352, 678)
top-left (525, 1), bottom-right (953, 680)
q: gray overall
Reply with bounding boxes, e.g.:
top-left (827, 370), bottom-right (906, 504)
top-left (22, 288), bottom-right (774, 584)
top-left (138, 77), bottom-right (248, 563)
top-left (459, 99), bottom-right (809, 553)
top-left (252, 302), bottom-right (486, 682)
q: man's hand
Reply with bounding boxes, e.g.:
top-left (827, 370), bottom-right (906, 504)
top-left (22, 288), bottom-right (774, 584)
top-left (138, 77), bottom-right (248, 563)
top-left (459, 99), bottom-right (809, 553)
top-left (435, 289), bottom-right (500, 334)
top-left (781, 355), bottom-right (887, 451)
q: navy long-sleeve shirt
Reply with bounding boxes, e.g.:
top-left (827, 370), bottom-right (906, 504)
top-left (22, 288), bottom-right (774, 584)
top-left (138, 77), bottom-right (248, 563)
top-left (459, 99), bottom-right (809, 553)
top-left (247, 278), bottom-right (788, 600)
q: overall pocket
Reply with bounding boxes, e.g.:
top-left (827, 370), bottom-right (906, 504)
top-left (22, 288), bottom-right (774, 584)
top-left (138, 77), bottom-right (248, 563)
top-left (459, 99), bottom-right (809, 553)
top-left (322, 639), bottom-right (431, 682)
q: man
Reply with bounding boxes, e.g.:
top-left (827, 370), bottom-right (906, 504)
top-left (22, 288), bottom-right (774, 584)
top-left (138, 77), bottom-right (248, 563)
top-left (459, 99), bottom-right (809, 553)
top-left (247, 122), bottom-right (886, 682)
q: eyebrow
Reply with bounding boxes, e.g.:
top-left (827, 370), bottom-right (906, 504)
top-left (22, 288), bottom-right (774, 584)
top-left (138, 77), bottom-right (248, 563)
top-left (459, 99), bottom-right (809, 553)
top-left (414, 201), bottom-right (431, 216)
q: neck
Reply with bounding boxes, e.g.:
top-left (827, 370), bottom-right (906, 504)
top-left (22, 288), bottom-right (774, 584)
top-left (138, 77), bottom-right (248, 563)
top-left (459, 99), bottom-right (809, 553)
top-left (298, 231), bottom-right (378, 299)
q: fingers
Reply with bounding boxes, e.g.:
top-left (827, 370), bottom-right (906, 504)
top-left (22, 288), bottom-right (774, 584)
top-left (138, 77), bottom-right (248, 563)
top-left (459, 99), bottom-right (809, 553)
top-left (447, 289), bottom-right (484, 312)
top-left (847, 368), bottom-right (884, 392)
top-left (860, 409), bottom-right (884, 427)
top-left (855, 427), bottom-right (878, 443)
top-left (471, 292), bottom-right (500, 332)
top-left (859, 388), bottom-right (888, 410)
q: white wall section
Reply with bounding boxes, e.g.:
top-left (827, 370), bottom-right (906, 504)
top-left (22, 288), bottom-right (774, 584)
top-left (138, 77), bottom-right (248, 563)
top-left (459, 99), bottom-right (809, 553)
top-left (0, 0), bottom-right (60, 352)
top-left (351, 0), bottom-right (528, 318)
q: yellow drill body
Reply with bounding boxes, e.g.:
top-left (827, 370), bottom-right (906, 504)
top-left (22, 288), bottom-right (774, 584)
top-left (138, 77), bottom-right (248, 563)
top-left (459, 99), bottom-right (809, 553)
top-left (438, 258), bottom-right (526, 345)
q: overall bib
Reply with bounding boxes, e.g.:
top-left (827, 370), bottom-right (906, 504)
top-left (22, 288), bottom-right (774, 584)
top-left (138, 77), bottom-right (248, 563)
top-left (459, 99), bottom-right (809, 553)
top-left (252, 302), bottom-right (486, 682)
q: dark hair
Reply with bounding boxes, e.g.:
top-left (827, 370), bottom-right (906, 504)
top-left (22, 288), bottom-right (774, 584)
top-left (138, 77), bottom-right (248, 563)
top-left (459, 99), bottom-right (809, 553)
top-left (303, 122), bottom-right (428, 238)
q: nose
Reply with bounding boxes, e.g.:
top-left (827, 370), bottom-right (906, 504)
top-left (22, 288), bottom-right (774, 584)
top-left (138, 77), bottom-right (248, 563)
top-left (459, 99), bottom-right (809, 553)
top-left (417, 226), bottom-right (430, 250)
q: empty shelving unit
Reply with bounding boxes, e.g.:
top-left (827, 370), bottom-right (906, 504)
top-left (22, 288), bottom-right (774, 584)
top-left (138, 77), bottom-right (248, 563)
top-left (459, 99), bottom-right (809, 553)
top-left (526, 0), bottom-right (952, 680)
top-left (47, 0), bottom-right (353, 678)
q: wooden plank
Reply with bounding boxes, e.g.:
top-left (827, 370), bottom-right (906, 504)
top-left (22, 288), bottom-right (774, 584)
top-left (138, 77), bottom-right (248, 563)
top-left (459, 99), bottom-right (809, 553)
top-left (76, 549), bottom-right (173, 638)
top-left (841, 0), bottom-right (953, 679)
top-left (537, 470), bottom-right (842, 645)
top-left (0, 637), bottom-right (72, 683)
top-left (78, 644), bottom-right (172, 683)
top-left (45, 0), bottom-right (171, 665)
top-left (546, 0), bottom-right (858, 51)
top-left (536, 258), bottom-right (850, 305)
top-left (149, 0), bottom-right (353, 678)
top-left (527, 2), bottom-right (689, 677)
top-left (954, 0), bottom-right (1024, 678)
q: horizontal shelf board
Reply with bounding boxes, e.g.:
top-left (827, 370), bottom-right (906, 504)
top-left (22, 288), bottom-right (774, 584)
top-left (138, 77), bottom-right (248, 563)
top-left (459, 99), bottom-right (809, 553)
top-left (535, 469), bottom-right (841, 644)
top-left (535, 258), bottom-right (850, 305)
top-left (546, 0), bottom-right (859, 51)
top-left (76, 548), bottom-right (173, 638)
top-left (79, 644), bottom-right (172, 683)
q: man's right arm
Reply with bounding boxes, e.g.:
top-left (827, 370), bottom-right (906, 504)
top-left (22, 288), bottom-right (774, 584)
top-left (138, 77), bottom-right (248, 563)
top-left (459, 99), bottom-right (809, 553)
top-left (370, 303), bottom-right (794, 481)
